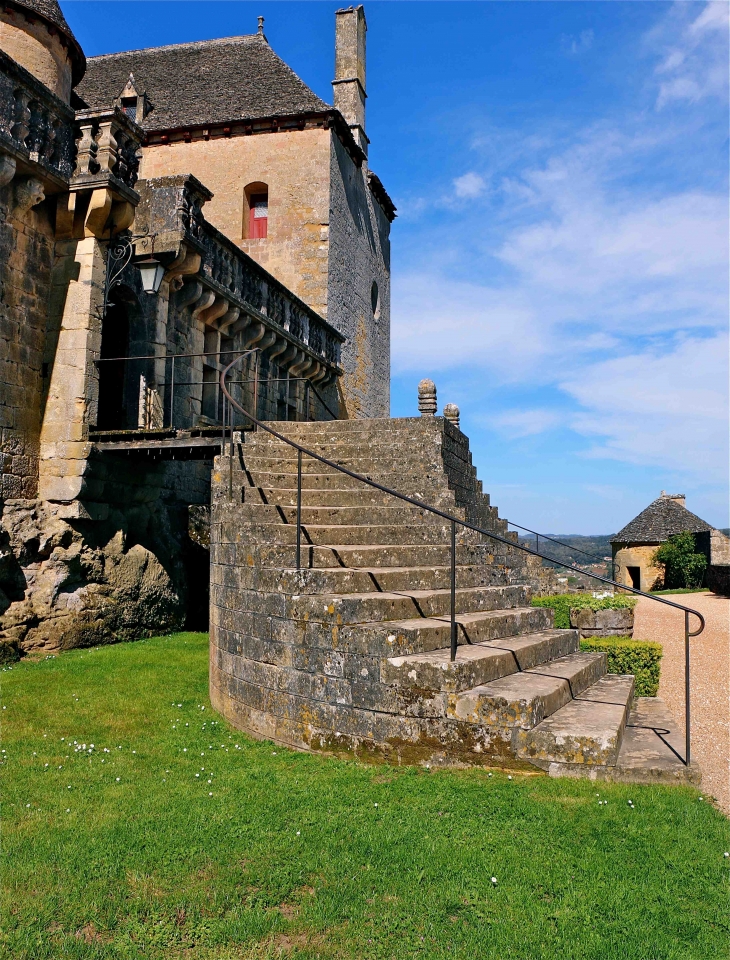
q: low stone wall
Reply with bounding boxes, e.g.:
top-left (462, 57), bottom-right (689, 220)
top-left (570, 606), bottom-right (634, 638)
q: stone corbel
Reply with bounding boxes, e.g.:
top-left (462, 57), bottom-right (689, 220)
top-left (241, 321), bottom-right (266, 349)
top-left (191, 289), bottom-right (216, 323)
top-left (277, 343), bottom-right (299, 371)
top-left (0, 152), bottom-right (17, 188)
top-left (198, 295), bottom-right (230, 327)
top-left (55, 191), bottom-right (76, 239)
top-left (311, 364), bottom-right (329, 384)
top-left (84, 187), bottom-right (113, 238)
top-left (258, 329), bottom-right (278, 352)
top-left (164, 244), bottom-right (202, 291)
top-left (109, 200), bottom-right (135, 235)
top-left (266, 337), bottom-right (289, 363)
top-left (175, 278), bottom-right (204, 310)
top-left (13, 175), bottom-right (45, 214)
top-left (288, 352), bottom-right (310, 378)
top-left (217, 306), bottom-right (240, 333)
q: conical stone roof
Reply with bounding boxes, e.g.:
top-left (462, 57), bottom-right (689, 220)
top-left (7, 0), bottom-right (85, 82)
top-left (611, 496), bottom-right (712, 546)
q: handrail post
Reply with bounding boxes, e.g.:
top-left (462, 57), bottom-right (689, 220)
top-left (296, 448), bottom-right (303, 571)
top-left (305, 381), bottom-right (310, 422)
top-left (536, 533), bottom-right (540, 556)
top-left (169, 355), bottom-right (175, 429)
top-left (450, 519), bottom-right (457, 661)
top-left (253, 351), bottom-right (259, 429)
top-left (685, 611), bottom-right (691, 766)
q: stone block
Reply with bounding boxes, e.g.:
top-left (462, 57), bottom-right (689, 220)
top-left (570, 606), bottom-right (634, 638)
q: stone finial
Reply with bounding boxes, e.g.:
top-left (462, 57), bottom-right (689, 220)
top-left (257, 15), bottom-right (265, 35)
top-left (418, 379), bottom-right (437, 416)
top-left (443, 403), bottom-right (460, 430)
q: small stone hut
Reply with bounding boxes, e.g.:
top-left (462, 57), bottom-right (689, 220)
top-left (611, 492), bottom-right (729, 592)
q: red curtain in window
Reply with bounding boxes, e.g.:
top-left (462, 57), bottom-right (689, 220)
top-left (249, 194), bottom-right (268, 239)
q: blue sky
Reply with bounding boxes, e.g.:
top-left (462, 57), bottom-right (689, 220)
top-left (64, 1), bottom-right (729, 534)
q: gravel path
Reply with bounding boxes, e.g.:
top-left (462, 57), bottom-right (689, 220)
top-left (634, 592), bottom-right (729, 812)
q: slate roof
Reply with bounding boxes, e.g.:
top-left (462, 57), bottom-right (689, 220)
top-left (8, 0), bottom-right (85, 81)
top-left (611, 497), bottom-right (713, 545)
top-left (76, 35), bottom-right (332, 132)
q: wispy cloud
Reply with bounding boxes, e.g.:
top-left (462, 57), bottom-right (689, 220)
top-left (453, 172), bottom-right (486, 199)
top-left (561, 29), bottom-right (594, 57)
top-left (647, 1), bottom-right (729, 108)
top-left (392, 2), bottom-right (728, 494)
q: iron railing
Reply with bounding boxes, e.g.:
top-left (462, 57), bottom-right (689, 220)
top-left (93, 349), bottom-right (336, 432)
top-left (505, 519), bottom-right (614, 577)
top-left (220, 351), bottom-right (705, 766)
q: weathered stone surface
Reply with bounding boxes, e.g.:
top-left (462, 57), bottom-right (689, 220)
top-left (0, 498), bottom-right (185, 654)
top-left (571, 605), bottom-right (634, 638)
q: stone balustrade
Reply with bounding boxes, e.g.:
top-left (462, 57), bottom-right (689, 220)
top-left (72, 108), bottom-right (142, 192)
top-left (0, 49), bottom-right (75, 188)
top-left (198, 224), bottom-right (343, 370)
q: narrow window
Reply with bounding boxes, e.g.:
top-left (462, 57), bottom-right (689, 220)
top-left (249, 193), bottom-right (268, 239)
top-left (244, 182), bottom-right (269, 239)
top-left (371, 280), bottom-right (380, 319)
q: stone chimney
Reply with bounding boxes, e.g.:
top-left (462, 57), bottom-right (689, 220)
top-left (333, 5), bottom-right (368, 155)
top-left (661, 490), bottom-right (686, 507)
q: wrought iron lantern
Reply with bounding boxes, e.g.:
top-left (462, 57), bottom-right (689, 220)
top-left (136, 257), bottom-right (165, 295)
top-left (102, 233), bottom-right (160, 318)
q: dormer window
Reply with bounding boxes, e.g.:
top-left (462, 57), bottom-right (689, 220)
top-left (121, 97), bottom-right (137, 122)
top-left (244, 182), bottom-right (269, 239)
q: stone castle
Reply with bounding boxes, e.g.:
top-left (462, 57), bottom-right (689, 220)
top-left (1, 1), bottom-right (391, 653)
top-left (0, 1), bottom-right (697, 781)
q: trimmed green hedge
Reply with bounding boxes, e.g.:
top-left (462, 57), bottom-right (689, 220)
top-left (579, 637), bottom-right (663, 697)
top-left (531, 594), bottom-right (637, 629)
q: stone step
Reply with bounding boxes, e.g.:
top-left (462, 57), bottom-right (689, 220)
top-left (247, 485), bottom-right (459, 509)
top-left (237, 470), bottom-right (456, 492)
top-left (251, 541), bottom-right (530, 571)
top-left (234, 454), bottom-right (478, 477)
top-left (235, 503), bottom-right (468, 527)
top-left (382, 627), bottom-right (575, 692)
top-left (242, 438), bottom-right (473, 465)
top-left (373, 608), bottom-right (557, 658)
top-left (232, 520), bottom-right (483, 546)
top-left (286, 584), bottom-right (529, 625)
top-left (517, 675), bottom-right (635, 766)
top-left (449, 652), bottom-right (606, 728)
top-left (252, 563), bottom-right (517, 595)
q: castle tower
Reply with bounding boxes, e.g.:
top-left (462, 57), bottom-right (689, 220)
top-left (0, 0), bottom-right (84, 101)
top-left (77, 7), bottom-right (394, 419)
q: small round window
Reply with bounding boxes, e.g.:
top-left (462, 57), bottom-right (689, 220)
top-left (371, 281), bottom-right (380, 320)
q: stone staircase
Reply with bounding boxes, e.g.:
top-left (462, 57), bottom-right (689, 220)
top-left (209, 417), bottom-right (695, 783)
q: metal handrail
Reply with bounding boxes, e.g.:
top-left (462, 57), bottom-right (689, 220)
top-left (220, 352), bottom-right (705, 765)
top-left (506, 519), bottom-right (612, 572)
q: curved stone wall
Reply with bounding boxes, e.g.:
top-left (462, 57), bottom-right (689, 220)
top-left (0, 7), bottom-right (73, 101)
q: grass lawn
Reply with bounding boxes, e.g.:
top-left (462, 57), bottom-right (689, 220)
top-left (2, 633), bottom-right (729, 960)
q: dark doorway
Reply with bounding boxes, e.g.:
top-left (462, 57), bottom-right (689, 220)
top-left (98, 301), bottom-right (130, 429)
top-left (627, 566), bottom-right (641, 590)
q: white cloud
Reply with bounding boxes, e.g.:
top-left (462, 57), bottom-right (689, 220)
top-left (649, 2), bottom-right (729, 108)
top-left (453, 172), bottom-right (486, 199)
top-left (561, 29), bottom-right (594, 56)
top-left (562, 335), bottom-right (729, 482)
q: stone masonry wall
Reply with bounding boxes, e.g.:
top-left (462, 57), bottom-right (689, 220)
top-left (327, 139), bottom-right (390, 420)
top-left (139, 129), bottom-right (332, 319)
top-left (0, 180), bottom-right (54, 501)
